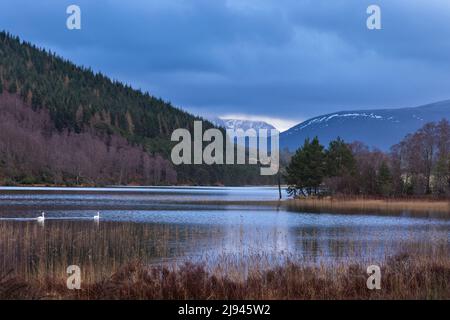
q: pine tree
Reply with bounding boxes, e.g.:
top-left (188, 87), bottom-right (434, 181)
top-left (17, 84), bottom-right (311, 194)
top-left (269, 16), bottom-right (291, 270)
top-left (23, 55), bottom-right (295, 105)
top-left (285, 137), bottom-right (326, 197)
top-left (326, 137), bottom-right (356, 177)
top-left (377, 161), bottom-right (392, 196)
top-left (433, 154), bottom-right (450, 195)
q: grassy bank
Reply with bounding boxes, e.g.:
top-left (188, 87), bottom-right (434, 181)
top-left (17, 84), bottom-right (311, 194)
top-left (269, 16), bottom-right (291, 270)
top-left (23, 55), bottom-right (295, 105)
top-left (1, 250), bottom-right (449, 300)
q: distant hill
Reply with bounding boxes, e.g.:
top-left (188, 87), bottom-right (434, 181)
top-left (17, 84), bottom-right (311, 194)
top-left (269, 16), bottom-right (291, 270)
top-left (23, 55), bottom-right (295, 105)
top-left (208, 117), bottom-right (277, 152)
top-left (281, 100), bottom-right (450, 151)
top-left (209, 117), bottom-right (275, 132)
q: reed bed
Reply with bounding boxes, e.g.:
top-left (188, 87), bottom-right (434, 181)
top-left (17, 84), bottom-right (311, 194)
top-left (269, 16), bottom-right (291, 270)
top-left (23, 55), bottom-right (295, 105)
top-left (286, 197), bottom-right (450, 217)
top-left (0, 220), bottom-right (223, 283)
top-left (181, 197), bottom-right (450, 218)
top-left (0, 219), bottom-right (448, 299)
top-left (0, 249), bottom-right (449, 300)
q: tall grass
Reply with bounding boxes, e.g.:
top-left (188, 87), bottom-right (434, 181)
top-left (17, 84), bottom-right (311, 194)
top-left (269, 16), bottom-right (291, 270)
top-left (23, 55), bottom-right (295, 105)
top-left (1, 249), bottom-right (449, 299)
top-left (286, 197), bottom-right (450, 217)
top-left (0, 219), bottom-right (448, 299)
top-left (0, 220), bottom-right (223, 283)
top-left (181, 197), bottom-right (450, 217)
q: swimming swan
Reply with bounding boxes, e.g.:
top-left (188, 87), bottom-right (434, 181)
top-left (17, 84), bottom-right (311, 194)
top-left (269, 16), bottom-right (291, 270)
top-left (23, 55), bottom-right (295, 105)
top-left (37, 212), bottom-right (45, 222)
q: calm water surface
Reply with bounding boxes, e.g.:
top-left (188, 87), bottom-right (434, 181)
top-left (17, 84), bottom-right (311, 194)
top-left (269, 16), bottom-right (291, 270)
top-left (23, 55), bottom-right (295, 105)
top-left (0, 186), bottom-right (448, 278)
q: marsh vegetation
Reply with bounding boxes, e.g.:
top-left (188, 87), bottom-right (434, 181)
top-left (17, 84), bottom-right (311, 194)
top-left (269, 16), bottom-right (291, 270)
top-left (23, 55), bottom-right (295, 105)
top-left (0, 187), bottom-right (448, 299)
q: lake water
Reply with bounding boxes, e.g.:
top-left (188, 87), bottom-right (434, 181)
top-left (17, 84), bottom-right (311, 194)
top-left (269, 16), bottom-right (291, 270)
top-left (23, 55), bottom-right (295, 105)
top-left (0, 186), bottom-right (449, 279)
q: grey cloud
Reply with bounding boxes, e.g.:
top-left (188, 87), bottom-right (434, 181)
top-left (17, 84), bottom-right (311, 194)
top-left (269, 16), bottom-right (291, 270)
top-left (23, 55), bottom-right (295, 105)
top-left (0, 0), bottom-right (450, 122)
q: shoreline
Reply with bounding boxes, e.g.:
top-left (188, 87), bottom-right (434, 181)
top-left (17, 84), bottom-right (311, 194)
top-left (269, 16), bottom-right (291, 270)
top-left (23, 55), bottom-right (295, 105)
top-left (1, 185), bottom-right (449, 216)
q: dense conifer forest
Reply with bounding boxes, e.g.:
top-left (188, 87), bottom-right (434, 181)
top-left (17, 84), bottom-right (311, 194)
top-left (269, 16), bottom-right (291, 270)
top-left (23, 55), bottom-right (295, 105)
top-left (0, 31), bottom-right (269, 186)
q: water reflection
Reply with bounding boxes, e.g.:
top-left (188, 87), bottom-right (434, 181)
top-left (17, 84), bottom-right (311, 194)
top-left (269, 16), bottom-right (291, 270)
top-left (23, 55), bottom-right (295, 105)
top-left (0, 187), bottom-right (448, 281)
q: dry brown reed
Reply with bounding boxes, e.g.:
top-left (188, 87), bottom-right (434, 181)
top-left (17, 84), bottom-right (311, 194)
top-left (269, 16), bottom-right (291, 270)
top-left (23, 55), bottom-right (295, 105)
top-left (0, 220), bottom-right (221, 283)
top-left (0, 216), bottom-right (448, 300)
top-left (286, 197), bottom-right (450, 217)
top-left (1, 249), bottom-right (448, 300)
top-left (181, 197), bottom-right (450, 217)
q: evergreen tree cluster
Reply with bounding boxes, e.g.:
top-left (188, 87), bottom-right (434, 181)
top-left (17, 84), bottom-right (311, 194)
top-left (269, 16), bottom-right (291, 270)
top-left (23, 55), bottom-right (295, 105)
top-left (286, 137), bottom-right (356, 196)
top-left (285, 119), bottom-right (450, 198)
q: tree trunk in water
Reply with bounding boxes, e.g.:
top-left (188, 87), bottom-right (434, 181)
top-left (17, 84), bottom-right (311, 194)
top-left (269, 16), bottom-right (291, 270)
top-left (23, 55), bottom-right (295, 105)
top-left (278, 172), bottom-right (282, 200)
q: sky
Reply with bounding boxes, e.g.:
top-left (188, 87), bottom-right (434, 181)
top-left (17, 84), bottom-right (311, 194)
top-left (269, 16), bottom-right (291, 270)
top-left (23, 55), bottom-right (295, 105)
top-left (1, 0), bottom-right (450, 131)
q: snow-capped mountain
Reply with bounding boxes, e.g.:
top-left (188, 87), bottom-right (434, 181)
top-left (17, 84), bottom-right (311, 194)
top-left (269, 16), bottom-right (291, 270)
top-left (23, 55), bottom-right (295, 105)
top-left (209, 117), bottom-right (275, 131)
top-left (281, 100), bottom-right (450, 151)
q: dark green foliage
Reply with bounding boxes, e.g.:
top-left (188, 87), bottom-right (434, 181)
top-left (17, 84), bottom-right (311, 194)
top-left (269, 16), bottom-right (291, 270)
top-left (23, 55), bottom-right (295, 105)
top-left (0, 31), bottom-right (201, 144)
top-left (376, 161), bottom-right (392, 196)
top-left (323, 137), bottom-right (358, 194)
top-left (433, 154), bottom-right (450, 195)
top-left (286, 120), bottom-right (450, 198)
top-left (285, 137), bottom-right (388, 197)
top-left (325, 137), bottom-right (356, 177)
top-left (285, 137), bottom-right (326, 196)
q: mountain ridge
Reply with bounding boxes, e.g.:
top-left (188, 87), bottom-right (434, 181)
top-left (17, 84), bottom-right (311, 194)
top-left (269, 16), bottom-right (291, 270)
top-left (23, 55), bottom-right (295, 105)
top-left (208, 117), bottom-right (275, 132)
top-left (281, 100), bottom-right (450, 151)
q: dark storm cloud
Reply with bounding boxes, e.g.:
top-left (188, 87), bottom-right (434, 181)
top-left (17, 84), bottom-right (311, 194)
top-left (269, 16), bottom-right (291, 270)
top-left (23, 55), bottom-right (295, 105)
top-left (1, 0), bottom-right (450, 129)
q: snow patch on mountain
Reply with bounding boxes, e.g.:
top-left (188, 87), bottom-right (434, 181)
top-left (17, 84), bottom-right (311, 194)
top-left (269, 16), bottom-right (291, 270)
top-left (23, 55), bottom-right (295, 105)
top-left (287, 112), bottom-right (388, 134)
top-left (280, 99), bottom-right (450, 151)
top-left (209, 117), bottom-right (275, 131)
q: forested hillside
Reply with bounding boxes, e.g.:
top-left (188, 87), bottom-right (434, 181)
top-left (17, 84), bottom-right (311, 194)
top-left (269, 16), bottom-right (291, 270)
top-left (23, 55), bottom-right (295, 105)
top-left (0, 32), bottom-right (204, 151)
top-left (0, 31), bottom-right (267, 186)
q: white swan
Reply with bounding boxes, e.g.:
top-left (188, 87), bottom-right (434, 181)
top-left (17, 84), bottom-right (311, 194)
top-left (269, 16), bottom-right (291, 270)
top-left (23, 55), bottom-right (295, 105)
top-left (37, 212), bottom-right (45, 222)
top-left (94, 212), bottom-right (100, 221)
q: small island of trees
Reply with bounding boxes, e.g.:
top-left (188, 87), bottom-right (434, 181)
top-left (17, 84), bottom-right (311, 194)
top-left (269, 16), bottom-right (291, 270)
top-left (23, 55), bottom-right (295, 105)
top-left (284, 119), bottom-right (450, 199)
